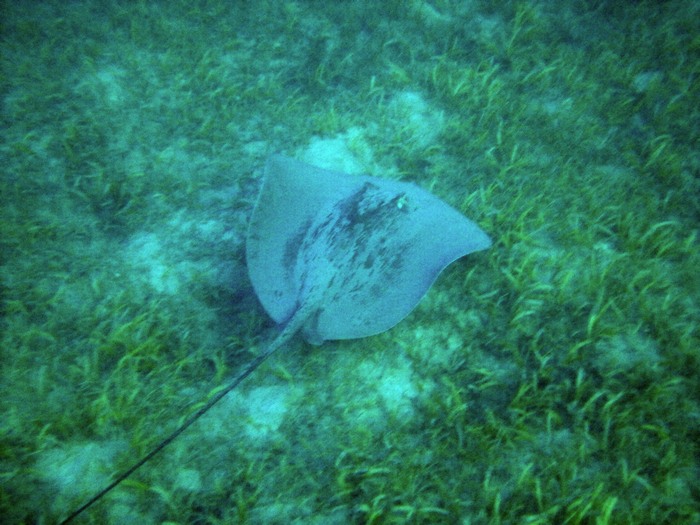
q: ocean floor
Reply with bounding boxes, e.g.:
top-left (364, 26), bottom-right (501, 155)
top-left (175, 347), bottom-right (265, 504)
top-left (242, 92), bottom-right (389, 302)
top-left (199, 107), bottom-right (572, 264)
top-left (1, 1), bottom-right (699, 524)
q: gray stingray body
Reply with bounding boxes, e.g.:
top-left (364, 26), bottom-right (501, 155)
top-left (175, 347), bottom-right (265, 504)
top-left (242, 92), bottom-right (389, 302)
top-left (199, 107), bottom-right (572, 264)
top-left (247, 154), bottom-right (492, 345)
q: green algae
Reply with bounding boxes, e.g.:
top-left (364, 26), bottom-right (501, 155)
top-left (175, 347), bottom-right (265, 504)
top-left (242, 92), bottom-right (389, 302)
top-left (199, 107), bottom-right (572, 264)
top-left (1, 1), bottom-right (698, 524)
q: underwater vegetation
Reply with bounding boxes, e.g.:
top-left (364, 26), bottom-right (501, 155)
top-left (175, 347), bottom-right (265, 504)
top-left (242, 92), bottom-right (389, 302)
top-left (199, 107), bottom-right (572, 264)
top-left (1, 1), bottom-right (698, 524)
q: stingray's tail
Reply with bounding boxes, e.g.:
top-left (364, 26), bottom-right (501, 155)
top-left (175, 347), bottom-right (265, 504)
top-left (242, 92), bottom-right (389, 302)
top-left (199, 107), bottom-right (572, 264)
top-left (59, 337), bottom-right (284, 525)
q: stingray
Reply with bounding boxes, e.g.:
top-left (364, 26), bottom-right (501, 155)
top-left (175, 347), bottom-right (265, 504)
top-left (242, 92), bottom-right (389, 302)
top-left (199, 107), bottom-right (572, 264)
top-left (61, 154), bottom-right (491, 523)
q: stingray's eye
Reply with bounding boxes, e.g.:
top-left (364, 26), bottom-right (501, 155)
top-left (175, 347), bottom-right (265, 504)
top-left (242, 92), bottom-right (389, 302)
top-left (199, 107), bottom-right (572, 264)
top-left (395, 193), bottom-right (409, 210)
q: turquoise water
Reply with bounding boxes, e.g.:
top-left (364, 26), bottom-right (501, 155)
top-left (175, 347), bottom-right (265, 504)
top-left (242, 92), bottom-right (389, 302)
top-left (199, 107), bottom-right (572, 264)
top-left (1, 1), bottom-right (698, 524)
